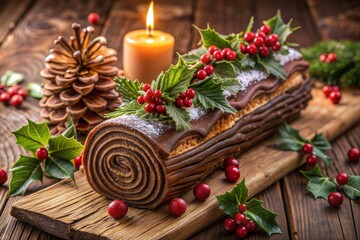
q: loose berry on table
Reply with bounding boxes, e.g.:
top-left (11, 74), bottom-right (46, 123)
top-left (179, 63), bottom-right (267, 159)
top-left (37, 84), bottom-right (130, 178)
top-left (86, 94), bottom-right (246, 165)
top-left (223, 157), bottom-right (239, 168)
top-left (348, 147), bottom-right (360, 162)
top-left (327, 192), bottom-right (343, 207)
top-left (329, 90), bottom-right (341, 104)
top-left (225, 165), bottom-right (240, 183)
top-left (74, 156), bottom-right (82, 169)
top-left (193, 183), bottom-right (211, 201)
top-left (169, 198), bottom-right (187, 217)
top-left (88, 12), bottom-right (100, 25)
top-left (108, 199), bottom-right (128, 219)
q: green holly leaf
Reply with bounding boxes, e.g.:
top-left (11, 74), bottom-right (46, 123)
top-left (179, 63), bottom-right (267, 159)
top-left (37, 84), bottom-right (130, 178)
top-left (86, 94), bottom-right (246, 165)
top-left (9, 155), bottom-right (42, 196)
top-left (114, 76), bottom-right (141, 102)
top-left (245, 16), bottom-right (254, 33)
top-left (151, 57), bottom-right (195, 99)
top-left (181, 47), bottom-right (207, 63)
top-left (214, 62), bottom-right (237, 78)
top-left (12, 119), bottom-right (51, 154)
top-left (45, 157), bottom-right (75, 181)
top-left (1, 70), bottom-right (24, 86)
top-left (240, 55), bottom-right (256, 69)
top-left (194, 25), bottom-right (230, 49)
top-left (245, 198), bottom-right (282, 236)
top-left (166, 104), bottom-right (190, 131)
top-left (216, 180), bottom-right (248, 217)
top-left (306, 177), bottom-right (337, 200)
top-left (191, 77), bottom-right (236, 114)
top-left (312, 147), bottom-right (331, 166)
top-left (62, 117), bottom-right (77, 140)
top-left (343, 175), bottom-right (360, 200)
top-left (274, 122), bottom-right (306, 151)
top-left (27, 82), bottom-right (43, 99)
top-left (300, 165), bottom-right (323, 180)
top-left (105, 101), bottom-right (142, 119)
top-left (214, 77), bottom-right (242, 95)
top-left (257, 57), bottom-right (286, 79)
top-left (48, 135), bottom-right (83, 161)
top-left (263, 10), bottom-right (299, 45)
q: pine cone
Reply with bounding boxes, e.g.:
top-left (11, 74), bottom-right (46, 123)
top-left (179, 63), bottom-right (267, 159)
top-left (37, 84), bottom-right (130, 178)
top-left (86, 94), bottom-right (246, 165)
top-left (39, 23), bottom-right (122, 134)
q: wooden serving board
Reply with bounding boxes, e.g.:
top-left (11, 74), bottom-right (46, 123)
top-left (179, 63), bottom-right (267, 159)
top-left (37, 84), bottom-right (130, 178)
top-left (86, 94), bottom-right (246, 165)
top-left (10, 88), bottom-right (360, 240)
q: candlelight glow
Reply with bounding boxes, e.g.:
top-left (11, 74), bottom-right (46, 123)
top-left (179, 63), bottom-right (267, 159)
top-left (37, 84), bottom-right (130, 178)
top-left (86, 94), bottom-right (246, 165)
top-left (146, 1), bottom-right (154, 36)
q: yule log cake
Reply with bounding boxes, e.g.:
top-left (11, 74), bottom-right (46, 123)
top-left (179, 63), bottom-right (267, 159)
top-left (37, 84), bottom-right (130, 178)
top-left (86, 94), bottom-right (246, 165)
top-left (83, 13), bottom-right (312, 209)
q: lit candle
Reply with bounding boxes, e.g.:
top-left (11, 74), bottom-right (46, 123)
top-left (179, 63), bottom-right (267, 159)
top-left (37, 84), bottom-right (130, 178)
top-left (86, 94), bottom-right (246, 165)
top-left (123, 1), bottom-right (175, 83)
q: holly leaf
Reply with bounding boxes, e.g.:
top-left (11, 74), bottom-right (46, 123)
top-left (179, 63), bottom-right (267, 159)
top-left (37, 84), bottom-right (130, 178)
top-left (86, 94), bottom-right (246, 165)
top-left (273, 122), bottom-right (306, 151)
top-left (9, 155), bottom-right (42, 196)
top-left (105, 102), bottom-right (142, 118)
top-left (216, 180), bottom-right (248, 217)
top-left (45, 157), bottom-right (75, 181)
top-left (12, 119), bottom-right (51, 154)
top-left (343, 175), bottom-right (360, 200)
top-left (27, 82), bottom-right (43, 99)
top-left (114, 76), bottom-right (141, 102)
top-left (166, 104), bottom-right (190, 130)
top-left (240, 55), bottom-right (256, 69)
top-left (181, 47), bottom-right (207, 63)
top-left (62, 117), bottom-right (77, 140)
top-left (312, 147), bottom-right (331, 166)
top-left (1, 70), bottom-right (24, 86)
top-left (245, 16), bottom-right (254, 33)
top-left (306, 177), bottom-right (337, 199)
top-left (194, 25), bottom-right (230, 49)
top-left (151, 57), bottom-right (195, 99)
top-left (257, 57), bottom-right (286, 79)
top-left (214, 77), bottom-right (242, 95)
top-left (245, 198), bottom-right (282, 236)
top-left (48, 135), bottom-right (83, 160)
top-left (300, 165), bottom-right (323, 180)
top-left (311, 133), bottom-right (332, 151)
top-left (191, 77), bottom-right (236, 114)
top-left (214, 62), bottom-right (237, 78)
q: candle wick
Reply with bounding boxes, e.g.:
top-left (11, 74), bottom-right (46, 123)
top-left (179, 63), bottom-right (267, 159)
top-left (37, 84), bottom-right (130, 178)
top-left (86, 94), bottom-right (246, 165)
top-left (147, 25), bottom-right (153, 37)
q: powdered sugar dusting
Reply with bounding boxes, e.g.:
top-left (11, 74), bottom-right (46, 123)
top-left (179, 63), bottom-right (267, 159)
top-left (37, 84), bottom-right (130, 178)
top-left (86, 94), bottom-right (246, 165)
top-left (237, 69), bottom-right (269, 90)
top-left (274, 47), bottom-right (302, 65)
top-left (188, 107), bottom-right (206, 121)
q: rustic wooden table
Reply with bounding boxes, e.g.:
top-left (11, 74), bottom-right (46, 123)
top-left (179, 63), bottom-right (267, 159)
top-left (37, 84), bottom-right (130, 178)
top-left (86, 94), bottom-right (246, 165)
top-left (0, 0), bottom-right (359, 239)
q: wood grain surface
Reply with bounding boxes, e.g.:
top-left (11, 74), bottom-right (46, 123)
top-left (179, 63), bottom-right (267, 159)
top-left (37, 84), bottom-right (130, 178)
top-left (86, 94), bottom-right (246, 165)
top-left (0, 0), bottom-right (359, 239)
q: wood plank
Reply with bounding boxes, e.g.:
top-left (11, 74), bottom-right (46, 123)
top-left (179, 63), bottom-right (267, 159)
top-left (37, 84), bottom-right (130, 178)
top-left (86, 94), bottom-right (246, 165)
top-left (9, 88), bottom-right (360, 240)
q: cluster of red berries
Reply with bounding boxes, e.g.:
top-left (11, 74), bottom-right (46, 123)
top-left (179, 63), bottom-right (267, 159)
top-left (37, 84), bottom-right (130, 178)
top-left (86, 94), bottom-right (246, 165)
top-left (88, 12), bottom-right (100, 25)
top-left (0, 168), bottom-right (7, 187)
top-left (319, 53), bottom-right (337, 63)
top-left (196, 45), bottom-right (237, 80)
top-left (322, 85), bottom-right (341, 104)
top-left (327, 171), bottom-right (350, 208)
top-left (0, 84), bottom-right (27, 108)
top-left (240, 25), bottom-right (281, 57)
top-left (223, 203), bottom-right (257, 238)
top-left (224, 157), bottom-right (240, 183)
top-left (175, 88), bottom-right (196, 108)
top-left (137, 83), bottom-right (167, 114)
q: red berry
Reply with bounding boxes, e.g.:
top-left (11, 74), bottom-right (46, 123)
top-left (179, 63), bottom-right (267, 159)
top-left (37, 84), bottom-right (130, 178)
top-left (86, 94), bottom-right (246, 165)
top-left (322, 85), bottom-right (333, 98)
top-left (222, 48), bottom-right (231, 56)
top-left (236, 226), bottom-right (248, 239)
top-left (336, 172), bottom-right (349, 185)
top-left (17, 89), bottom-right (27, 98)
top-left (0, 92), bottom-right (10, 103)
top-left (183, 98), bottom-right (192, 108)
top-left (247, 44), bottom-right (257, 55)
top-left (88, 12), bottom-right (100, 25)
top-left (260, 25), bottom-right (271, 34)
top-left (255, 31), bottom-right (267, 40)
top-left (208, 45), bottom-right (218, 55)
top-left (259, 46), bottom-right (270, 57)
top-left (154, 97), bottom-right (162, 106)
top-left (185, 88), bottom-right (196, 99)
top-left (245, 220), bottom-right (256, 233)
top-left (156, 104), bottom-right (166, 114)
top-left (196, 70), bottom-right (207, 80)
top-left (9, 94), bottom-right (23, 108)
top-left (200, 54), bottom-right (211, 64)
top-left (240, 44), bottom-right (247, 54)
top-left (7, 86), bottom-right (19, 97)
top-left (154, 89), bottom-right (162, 98)
top-left (328, 192), bottom-right (343, 207)
top-left (225, 50), bottom-right (237, 61)
top-left (0, 169), bottom-right (7, 186)
top-left (329, 91), bottom-right (341, 104)
top-left (0, 84), bottom-right (4, 91)
top-left (144, 103), bottom-right (155, 112)
top-left (224, 157), bottom-right (239, 168)
top-left (143, 92), bottom-right (154, 103)
top-left (326, 53), bottom-right (337, 63)
top-left (319, 54), bottom-right (328, 62)
top-left (332, 85), bottom-right (340, 92)
top-left (193, 183), bottom-right (211, 201)
top-left (265, 36), bottom-right (273, 47)
top-left (302, 143), bottom-right (313, 154)
top-left (238, 203), bottom-right (246, 213)
top-left (169, 198), bottom-right (187, 217)
top-left (36, 148), bottom-right (48, 161)
top-left (213, 50), bottom-right (224, 61)
top-left (176, 98), bottom-right (184, 107)
top-left (225, 165), bottom-right (240, 183)
top-left (268, 34), bottom-right (279, 45)
top-left (74, 156), bottom-right (82, 169)
top-left (137, 95), bottom-right (145, 104)
top-left (244, 32), bottom-right (255, 42)
top-left (348, 147), bottom-right (360, 162)
top-left (272, 41), bottom-right (281, 51)
top-left (178, 92), bottom-right (186, 100)
top-left (234, 213), bottom-right (247, 225)
top-left (253, 37), bottom-right (264, 47)
top-left (108, 199), bottom-right (128, 219)
top-left (223, 218), bottom-right (236, 233)
top-left (306, 154), bottom-right (318, 166)
top-left (204, 64), bottom-right (214, 75)
top-left (142, 83), bottom-right (151, 92)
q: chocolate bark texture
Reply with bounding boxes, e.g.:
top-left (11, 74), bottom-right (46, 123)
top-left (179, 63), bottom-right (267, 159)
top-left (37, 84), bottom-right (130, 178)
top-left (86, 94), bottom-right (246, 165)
top-left (83, 61), bottom-right (311, 209)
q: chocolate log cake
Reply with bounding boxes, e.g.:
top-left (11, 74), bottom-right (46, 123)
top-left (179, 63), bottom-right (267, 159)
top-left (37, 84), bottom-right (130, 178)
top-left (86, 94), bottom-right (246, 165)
top-left (82, 58), bottom-right (311, 209)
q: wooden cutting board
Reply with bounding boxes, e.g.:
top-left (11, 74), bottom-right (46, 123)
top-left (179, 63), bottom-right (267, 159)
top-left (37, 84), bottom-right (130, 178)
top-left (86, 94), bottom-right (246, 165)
top-left (10, 88), bottom-right (360, 240)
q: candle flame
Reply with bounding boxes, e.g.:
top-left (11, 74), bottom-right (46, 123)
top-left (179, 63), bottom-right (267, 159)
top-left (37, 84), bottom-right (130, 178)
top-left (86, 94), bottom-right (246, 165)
top-left (146, 1), bottom-right (154, 37)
